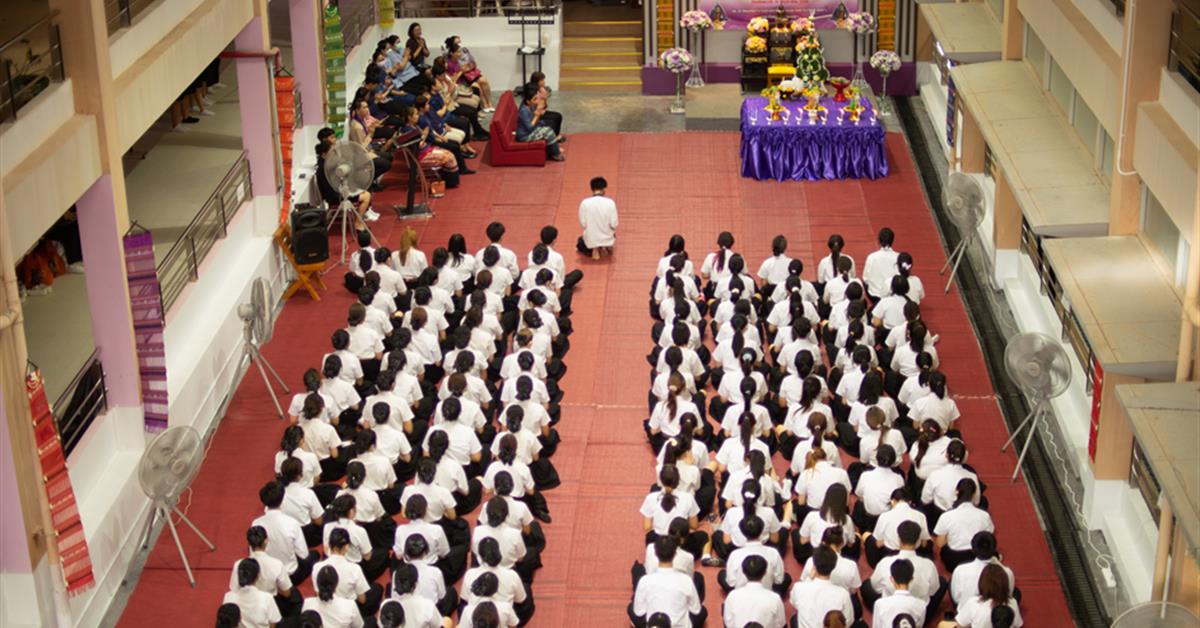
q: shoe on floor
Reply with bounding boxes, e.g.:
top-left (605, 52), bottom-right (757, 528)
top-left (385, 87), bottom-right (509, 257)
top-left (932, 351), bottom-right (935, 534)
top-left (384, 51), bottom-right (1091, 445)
top-left (197, 110), bottom-right (216, 116)
top-left (182, 116), bottom-right (200, 124)
top-left (700, 556), bottom-right (724, 567)
top-left (211, 82), bottom-right (227, 89)
top-left (549, 154), bottom-right (565, 162)
top-left (68, 262), bottom-right (85, 274)
top-left (364, 209), bottom-right (381, 221)
top-left (482, 106), bottom-right (495, 113)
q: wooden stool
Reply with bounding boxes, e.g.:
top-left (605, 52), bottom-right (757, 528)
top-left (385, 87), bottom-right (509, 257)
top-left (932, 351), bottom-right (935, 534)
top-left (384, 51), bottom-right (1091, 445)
top-left (767, 65), bottom-right (795, 86)
top-left (274, 224), bottom-right (326, 301)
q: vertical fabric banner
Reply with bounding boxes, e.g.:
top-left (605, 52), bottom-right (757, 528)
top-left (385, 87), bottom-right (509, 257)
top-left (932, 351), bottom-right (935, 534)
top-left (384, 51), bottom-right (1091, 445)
top-left (946, 76), bottom-right (957, 148)
top-left (1087, 361), bottom-right (1104, 462)
top-left (876, 0), bottom-right (896, 50)
top-left (26, 369), bottom-right (96, 596)
top-left (122, 231), bottom-right (169, 432)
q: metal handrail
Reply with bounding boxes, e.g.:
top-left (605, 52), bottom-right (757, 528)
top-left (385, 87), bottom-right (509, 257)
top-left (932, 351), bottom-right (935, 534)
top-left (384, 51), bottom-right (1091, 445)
top-left (1169, 0), bottom-right (1200, 93)
top-left (0, 10), bottom-right (65, 124)
top-left (157, 153), bottom-right (252, 312)
top-left (104, 0), bottom-right (157, 35)
top-left (339, 0), bottom-right (377, 52)
top-left (50, 350), bottom-right (108, 456)
top-left (395, 0), bottom-right (560, 19)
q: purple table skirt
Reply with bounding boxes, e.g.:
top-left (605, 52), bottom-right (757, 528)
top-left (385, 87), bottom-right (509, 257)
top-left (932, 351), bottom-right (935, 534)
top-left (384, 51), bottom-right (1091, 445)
top-left (740, 97), bottom-right (889, 181)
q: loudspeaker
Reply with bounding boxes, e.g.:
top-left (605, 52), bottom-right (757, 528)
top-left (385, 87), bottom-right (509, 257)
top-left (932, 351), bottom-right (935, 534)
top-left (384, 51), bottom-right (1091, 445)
top-left (290, 205), bottom-right (329, 264)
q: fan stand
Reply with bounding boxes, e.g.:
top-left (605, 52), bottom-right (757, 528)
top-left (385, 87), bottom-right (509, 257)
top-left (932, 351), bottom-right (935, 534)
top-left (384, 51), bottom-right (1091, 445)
top-left (241, 316), bottom-right (290, 418)
top-left (939, 230), bottom-right (975, 294)
top-left (1000, 396), bottom-right (1046, 481)
top-left (394, 144), bottom-right (434, 221)
top-left (324, 179), bottom-right (381, 272)
top-left (138, 498), bottom-right (215, 587)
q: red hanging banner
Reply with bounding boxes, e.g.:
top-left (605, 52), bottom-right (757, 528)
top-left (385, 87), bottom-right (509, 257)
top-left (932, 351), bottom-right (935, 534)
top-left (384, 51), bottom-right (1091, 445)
top-left (1087, 360), bottom-right (1104, 462)
top-left (26, 369), bottom-right (96, 596)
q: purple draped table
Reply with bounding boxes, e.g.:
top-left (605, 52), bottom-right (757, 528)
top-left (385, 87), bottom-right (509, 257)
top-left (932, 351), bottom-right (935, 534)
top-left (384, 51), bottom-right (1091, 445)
top-left (740, 96), bottom-right (889, 181)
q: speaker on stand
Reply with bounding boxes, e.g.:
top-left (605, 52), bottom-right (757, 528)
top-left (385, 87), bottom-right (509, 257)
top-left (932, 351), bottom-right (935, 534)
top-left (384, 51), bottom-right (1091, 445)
top-left (290, 204), bottom-right (329, 264)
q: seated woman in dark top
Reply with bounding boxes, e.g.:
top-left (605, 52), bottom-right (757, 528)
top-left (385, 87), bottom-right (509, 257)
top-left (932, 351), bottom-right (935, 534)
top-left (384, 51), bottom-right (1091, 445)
top-left (517, 83), bottom-right (564, 162)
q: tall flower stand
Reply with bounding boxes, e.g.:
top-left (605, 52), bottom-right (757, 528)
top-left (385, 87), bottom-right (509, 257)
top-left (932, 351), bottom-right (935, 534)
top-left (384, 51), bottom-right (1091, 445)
top-left (877, 71), bottom-right (891, 116)
top-left (851, 33), bottom-right (867, 91)
top-left (686, 29), bottom-right (706, 88)
top-left (671, 72), bottom-right (686, 114)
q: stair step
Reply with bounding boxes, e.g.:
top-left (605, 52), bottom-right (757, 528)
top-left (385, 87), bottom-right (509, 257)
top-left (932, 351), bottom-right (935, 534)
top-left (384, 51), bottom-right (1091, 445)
top-left (563, 50), bottom-right (644, 65)
top-left (559, 79), bottom-right (642, 92)
top-left (561, 66), bottom-right (642, 80)
top-left (562, 35), bottom-right (643, 52)
top-left (563, 19), bottom-right (642, 36)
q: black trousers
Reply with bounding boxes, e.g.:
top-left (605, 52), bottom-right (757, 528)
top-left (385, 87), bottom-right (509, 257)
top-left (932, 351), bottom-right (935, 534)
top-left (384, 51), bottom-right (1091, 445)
top-left (541, 110), bottom-right (563, 135)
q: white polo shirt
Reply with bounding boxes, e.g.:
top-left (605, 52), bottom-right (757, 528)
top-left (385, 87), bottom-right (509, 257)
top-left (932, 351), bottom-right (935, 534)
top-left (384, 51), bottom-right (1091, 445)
top-left (873, 502), bottom-right (931, 551)
top-left (632, 568), bottom-right (702, 627)
top-left (322, 518), bottom-right (372, 563)
top-left (863, 247), bottom-right (899, 296)
top-left (223, 585), bottom-right (282, 628)
top-left (421, 422), bottom-right (481, 465)
top-left (639, 491), bottom-right (699, 535)
top-left (346, 324), bottom-right (384, 360)
top-left (399, 482), bottom-right (457, 522)
top-left (872, 550), bottom-right (940, 601)
top-left (934, 503), bottom-right (995, 551)
top-left (871, 589), bottom-right (927, 628)
top-left (789, 578), bottom-right (855, 628)
top-left (312, 553), bottom-right (370, 601)
top-left (922, 464), bottom-right (981, 511)
top-left (726, 542), bottom-right (786, 588)
top-left (951, 558), bottom-right (1015, 605)
top-left (393, 520), bottom-right (450, 564)
top-left (909, 394), bottom-right (961, 432)
top-left (281, 482), bottom-right (323, 526)
top-left (723, 581), bottom-right (787, 628)
top-left (463, 564), bottom-right (527, 605)
top-left (388, 592), bottom-right (442, 628)
top-left (955, 596), bottom-right (1024, 627)
top-left (251, 508), bottom-right (308, 575)
top-left (471, 523), bottom-right (526, 569)
top-left (855, 467), bottom-right (906, 516)
top-left (793, 460), bottom-right (850, 507)
top-left (323, 350), bottom-right (363, 383)
top-left (337, 486), bottom-right (384, 523)
top-left (228, 550), bottom-right (290, 595)
top-left (800, 552), bottom-right (862, 591)
top-left (302, 596), bottom-right (364, 628)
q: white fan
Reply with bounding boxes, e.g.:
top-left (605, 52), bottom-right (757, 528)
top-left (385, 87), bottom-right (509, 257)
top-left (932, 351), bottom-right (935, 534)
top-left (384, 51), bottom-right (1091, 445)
top-left (1000, 331), bottom-right (1073, 481)
top-left (939, 172), bottom-right (986, 294)
top-left (136, 426), bottom-right (214, 587)
top-left (324, 140), bottom-right (379, 267)
top-left (1112, 602), bottom-right (1200, 628)
top-left (238, 277), bottom-right (289, 419)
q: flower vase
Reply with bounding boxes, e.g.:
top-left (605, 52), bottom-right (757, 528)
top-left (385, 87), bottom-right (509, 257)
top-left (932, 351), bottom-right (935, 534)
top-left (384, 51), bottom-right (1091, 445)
top-left (685, 29), bottom-right (705, 88)
top-left (670, 73), bottom-right (686, 114)
top-left (878, 72), bottom-right (891, 116)
top-left (851, 34), bottom-right (867, 91)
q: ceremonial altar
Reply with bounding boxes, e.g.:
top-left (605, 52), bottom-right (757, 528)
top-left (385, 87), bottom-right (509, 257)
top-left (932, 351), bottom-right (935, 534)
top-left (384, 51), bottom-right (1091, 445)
top-left (739, 96), bottom-right (888, 182)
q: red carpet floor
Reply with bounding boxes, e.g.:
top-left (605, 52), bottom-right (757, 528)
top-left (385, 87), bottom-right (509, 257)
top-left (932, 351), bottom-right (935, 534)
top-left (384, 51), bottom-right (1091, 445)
top-left (118, 132), bottom-right (1072, 627)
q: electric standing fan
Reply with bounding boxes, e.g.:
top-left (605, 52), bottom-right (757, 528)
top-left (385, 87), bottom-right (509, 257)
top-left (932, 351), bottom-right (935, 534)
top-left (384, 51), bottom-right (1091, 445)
top-left (1111, 602), bottom-right (1200, 628)
top-left (323, 141), bottom-right (379, 267)
top-left (136, 425), bottom-right (214, 587)
top-left (238, 277), bottom-right (289, 419)
top-left (940, 172), bottom-right (985, 294)
top-left (1000, 331), bottom-right (1073, 481)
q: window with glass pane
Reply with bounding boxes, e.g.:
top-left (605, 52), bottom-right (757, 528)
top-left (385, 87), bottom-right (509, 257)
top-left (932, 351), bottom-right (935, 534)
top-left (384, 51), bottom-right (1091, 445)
top-left (1143, 188), bottom-right (1180, 267)
top-left (1101, 132), bottom-right (1115, 179)
top-left (1048, 59), bottom-right (1074, 116)
top-left (1025, 25), bottom-right (1047, 83)
top-left (987, 0), bottom-right (1005, 19)
top-left (1072, 97), bottom-right (1099, 157)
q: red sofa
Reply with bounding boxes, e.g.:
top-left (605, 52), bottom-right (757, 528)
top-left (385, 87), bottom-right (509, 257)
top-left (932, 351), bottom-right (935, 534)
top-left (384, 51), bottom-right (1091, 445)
top-left (486, 91), bottom-right (546, 167)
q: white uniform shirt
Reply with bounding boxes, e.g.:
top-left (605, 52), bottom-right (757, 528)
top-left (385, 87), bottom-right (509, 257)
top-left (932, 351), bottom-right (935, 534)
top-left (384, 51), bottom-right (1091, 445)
top-left (632, 568), bottom-right (702, 627)
top-left (951, 558), bottom-right (1015, 604)
top-left (644, 543), bottom-right (696, 577)
top-left (863, 247), bottom-right (899, 296)
top-left (391, 248), bottom-right (428, 281)
top-left (422, 421), bottom-right (481, 465)
top-left (337, 486), bottom-right (384, 522)
top-left (223, 585), bottom-right (282, 628)
top-left (388, 592), bottom-right (442, 628)
top-left (275, 449), bottom-right (321, 488)
top-left (228, 551), bottom-right (291, 595)
top-left (873, 502), bottom-right (931, 551)
top-left (800, 553), bottom-right (862, 591)
top-left (312, 553), bottom-right (369, 601)
top-left (789, 578), bottom-right (855, 628)
top-left (477, 243), bottom-right (521, 279)
top-left (302, 596), bottom-right (364, 628)
top-left (282, 482), bottom-right (323, 525)
top-left (934, 503), bottom-right (995, 551)
top-left (393, 520), bottom-right (450, 565)
top-left (855, 467), bottom-right (906, 516)
top-left (871, 589), bottom-right (927, 628)
top-left (322, 518), bottom-right (372, 563)
top-left (720, 506), bottom-right (781, 547)
top-left (872, 295), bottom-right (909, 329)
top-left (922, 464), bottom-right (981, 510)
top-left (462, 565), bottom-right (527, 605)
top-left (723, 581), bottom-right (787, 628)
top-left (346, 324), bottom-right (384, 360)
top-left (757, 254), bottom-right (794, 285)
top-left (579, 194), bottom-right (619, 248)
top-left (955, 596), bottom-right (1024, 627)
top-left (399, 482), bottom-right (457, 521)
top-left (323, 350), bottom-right (363, 384)
top-left (251, 509), bottom-right (308, 575)
top-left (793, 460), bottom-right (850, 507)
top-left (872, 550), bottom-right (940, 601)
top-left (798, 511), bottom-right (856, 548)
top-left (909, 394), bottom-right (961, 431)
top-left (471, 523), bottom-right (526, 569)
top-left (639, 491), bottom-right (699, 534)
top-left (726, 542), bottom-right (786, 588)
top-left (301, 418), bottom-right (341, 460)
top-left (461, 600), bottom-right (519, 627)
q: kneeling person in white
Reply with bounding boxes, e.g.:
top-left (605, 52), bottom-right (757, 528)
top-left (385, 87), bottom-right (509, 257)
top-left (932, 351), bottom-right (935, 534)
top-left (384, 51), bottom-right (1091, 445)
top-left (789, 546), bottom-right (856, 628)
top-left (577, 176), bottom-right (618, 259)
top-left (630, 536), bottom-right (705, 627)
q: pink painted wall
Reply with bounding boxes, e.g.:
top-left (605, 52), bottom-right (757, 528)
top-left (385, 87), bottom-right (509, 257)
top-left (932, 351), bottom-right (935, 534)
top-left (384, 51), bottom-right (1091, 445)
top-left (289, 0), bottom-right (326, 127)
top-left (0, 389), bottom-right (32, 573)
top-left (77, 176), bottom-right (141, 407)
top-left (235, 17), bottom-right (281, 198)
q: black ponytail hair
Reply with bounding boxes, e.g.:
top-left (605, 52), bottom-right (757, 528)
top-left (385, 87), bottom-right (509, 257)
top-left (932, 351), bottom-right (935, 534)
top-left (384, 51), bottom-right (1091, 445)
top-left (505, 404), bottom-right (525, 433)
top-left (954, 476), bottom-right (978, 507)
top-left (345, 460), bottom-right (367, 490)
top-left (914, 419), bottom-right (944, 468)
top-left (908, 320), bottom-right (927, 354)
top-left (416, 457), bottom-right (437, 484)
top-left (739, 374), bottom-right (757, 416)
top-left (916, 352), bottom-right (935, 386)
top-left (715, 231), bottom-right (734, 272)
top-left (497, 434), bottom-right (518, 465)
top-left (303, 368), bottom-right (321, 392)
top-left (316, 565), bottom-right (339, 602)
top-left (658, 464), bottom-right (680, 512)
top-left (738, 411), bottom-right (756, 453)
top-left (800, 375), bottom-right (822, 411)
top-left (236, 557), bottom-right (260, 588)
top-left (484, 495), bottom-right (509, 527)
top-left (516, 375), bottom-right (534, 401)
top-left (493, 470), bottom-right (515, 497)
top-left (324, 493), bottom-right (356, 522)
top-left (929, 371), bottom-right (948, 399)
top-left (946, 439), bottom-right (967, 465)
top-left (427, 429), bottom-right (450, 463)
top-left (827, 234), bottom-right (845, 277)
top-left (281, 425), bottom-right (304, 457)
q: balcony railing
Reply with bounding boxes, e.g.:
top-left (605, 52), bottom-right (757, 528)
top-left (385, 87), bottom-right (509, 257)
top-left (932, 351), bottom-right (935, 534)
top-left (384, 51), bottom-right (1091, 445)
top-left (396, 0), bottom-right (560, 20)
top-left (1170, 0), bottom-right (1200, 94)
top-left (103, 0), bottom-right (158, 36)
top-left (50, 351), bottom-right (108, 457)
top-left (338, 0), bottom-right (377, 52)
top-left (0, 10), bottom-right (64, 125)
top-left (157, 153), bottom-right (252, 312)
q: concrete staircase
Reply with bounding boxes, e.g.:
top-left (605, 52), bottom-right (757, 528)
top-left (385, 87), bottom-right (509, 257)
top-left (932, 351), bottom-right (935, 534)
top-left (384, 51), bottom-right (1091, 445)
top-left (560, 6), bottom-right (642, 92)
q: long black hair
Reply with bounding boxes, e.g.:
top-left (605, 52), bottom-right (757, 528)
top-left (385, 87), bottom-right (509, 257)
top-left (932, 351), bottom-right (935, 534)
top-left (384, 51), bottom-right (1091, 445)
top-left (715, 232), bottom-right (734, 272)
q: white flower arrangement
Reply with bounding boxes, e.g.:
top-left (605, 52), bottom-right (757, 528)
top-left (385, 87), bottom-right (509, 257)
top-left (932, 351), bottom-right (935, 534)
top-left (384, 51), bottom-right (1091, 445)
top-left (846, 12), bottom-right (875, 34)
top-left (680, 10), bottom-right (713, 31)
top-left (660, 47), bottom-right (694, 74)
top-left (747, 16), bottom-right (770, 34)
top-left (870, 50), bottom-right (901, 74)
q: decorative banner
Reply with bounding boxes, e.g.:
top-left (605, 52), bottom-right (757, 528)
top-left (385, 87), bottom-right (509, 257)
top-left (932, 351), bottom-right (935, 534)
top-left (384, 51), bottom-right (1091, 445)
top-left (26, 369), bottom-right (96, 596)
top-left (1087, 360), bottom-right (1104, 462)
top-left (946, 76), bottom-right (957, 148)
top-left (122, 231), bottom-right (169, 432)
top-left (876, 0), bottom-right (896, 51)
top-left (699, 0), bottom-right (858, 30)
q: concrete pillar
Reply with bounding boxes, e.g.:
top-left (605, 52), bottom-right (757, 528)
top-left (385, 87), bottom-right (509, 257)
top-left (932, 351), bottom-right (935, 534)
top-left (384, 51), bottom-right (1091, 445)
top-left (992, 166), bottom-right (1022, 285)
top-left (1000, 0), bottom-right (1024, 61)
top-left (76, 177), bottom-right (142, 407)
top-left (959, 105), bottom-right (986, 174)
top-left (1090, 371), bottom-right (1141, 480)
top-left (1168, 524), bottom-right (1200, 614)
top-left (1108, 0), bottom-right (1175, 236)
top-left (290, 0), bottom-right (326, 126)
top-left (234, 12), bottom-right (280, 198)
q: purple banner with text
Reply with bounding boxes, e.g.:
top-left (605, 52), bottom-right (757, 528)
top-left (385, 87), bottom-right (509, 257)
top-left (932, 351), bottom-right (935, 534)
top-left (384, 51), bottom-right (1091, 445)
top-left (700, 0), bottom-right (859, 30)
